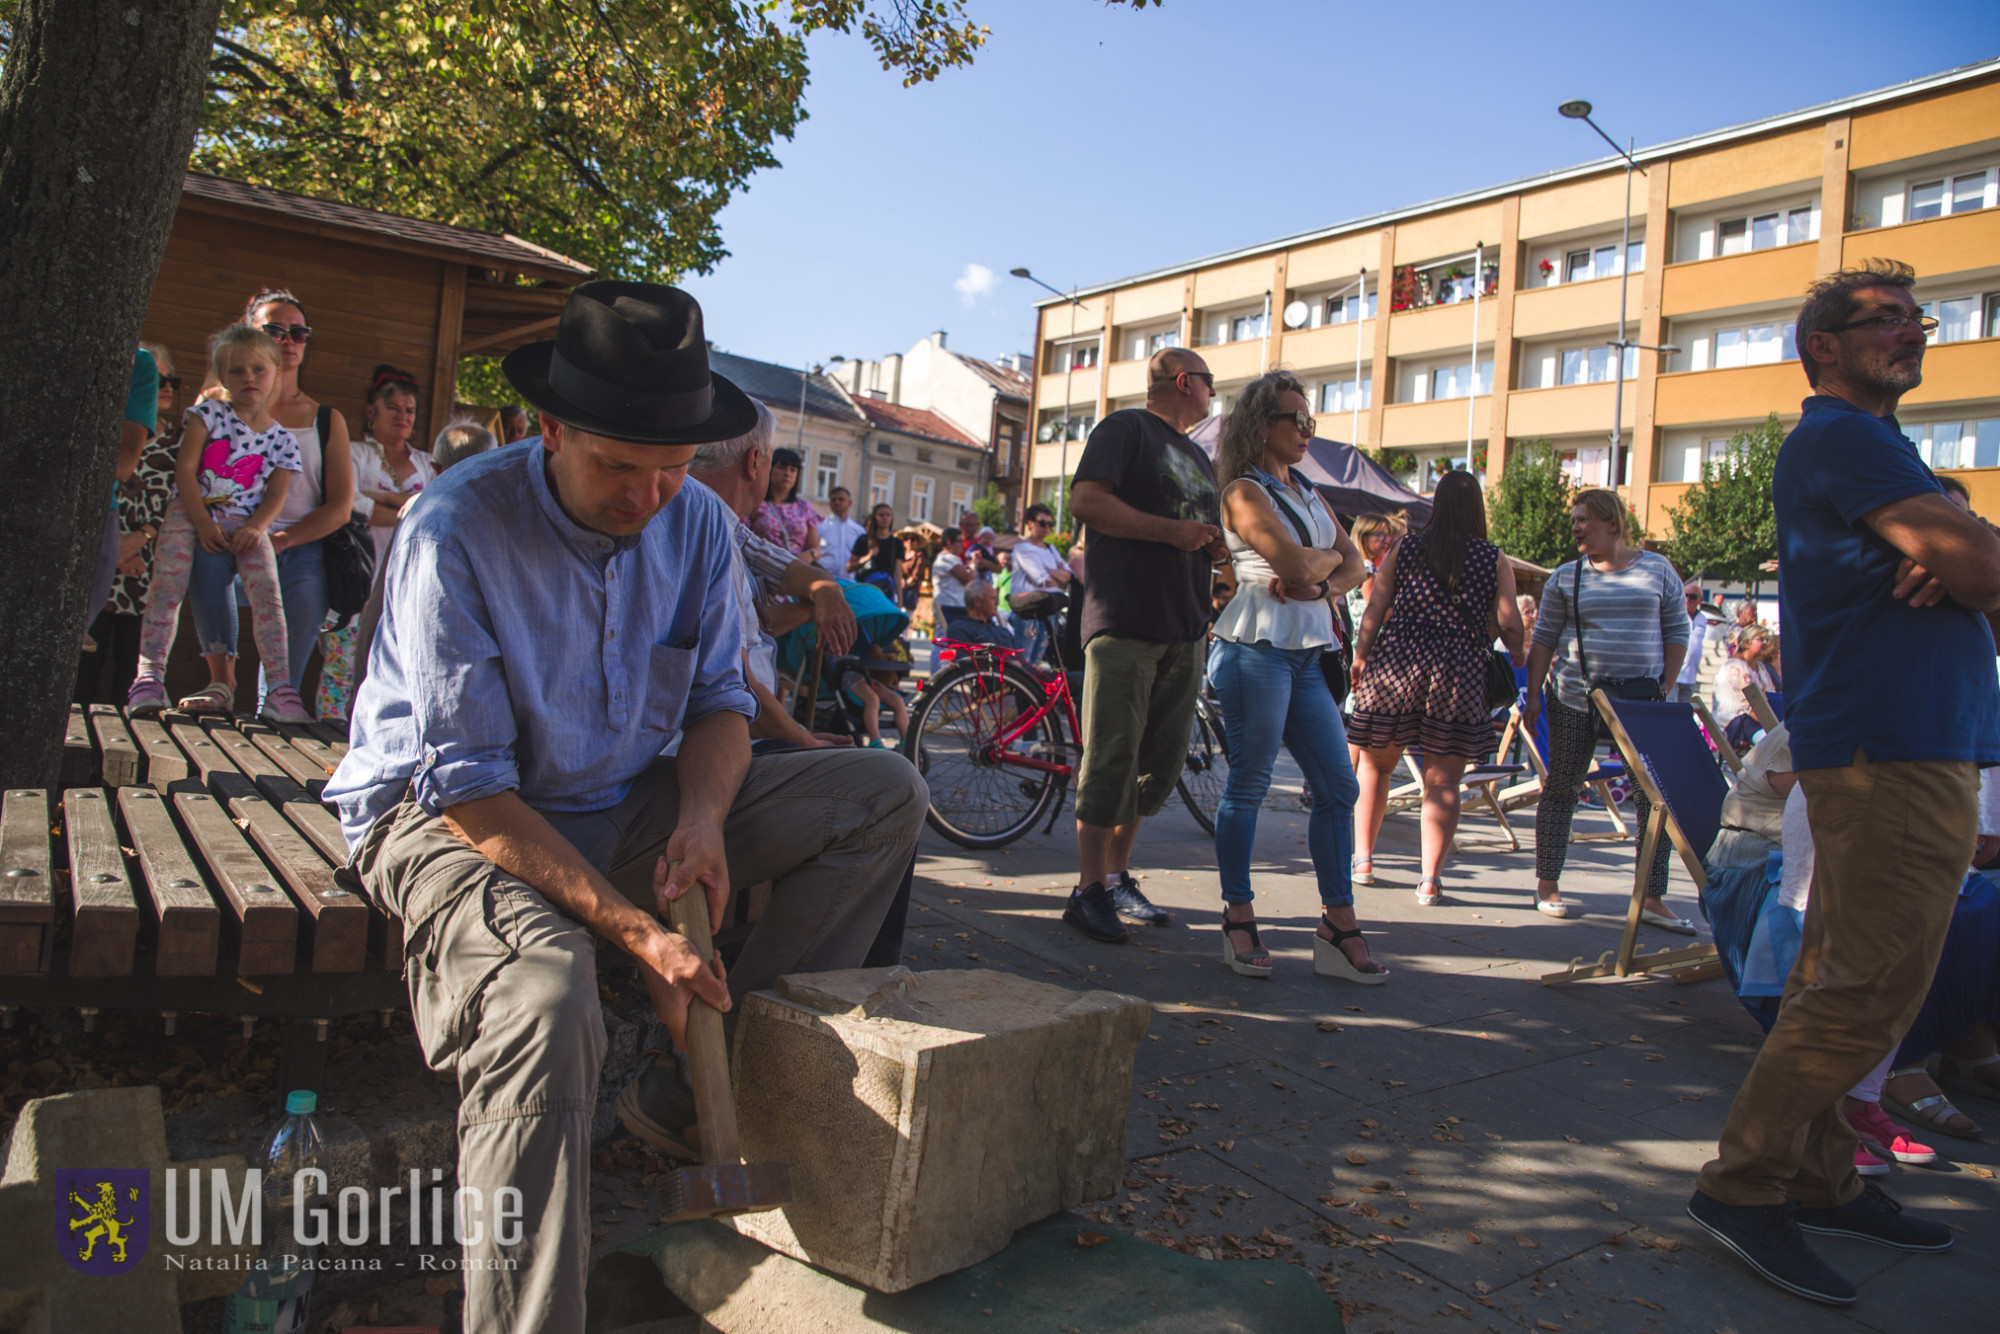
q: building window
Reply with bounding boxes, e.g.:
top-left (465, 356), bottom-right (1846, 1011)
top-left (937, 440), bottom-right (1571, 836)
top-left (915, 447), bottom-right (933, 464)
top-left (955, 458), bottom-right (971, 470)
top-left (1429, 360), bottom-right (1494, 400)
top-left (870, 468), bottom-right (895, 511)
top-left (1038, 415), bottom-right (1095, 443)
top-left (1698, 320), bottom-right (1797, 370)
top-left (1147, 328), bottom-right (1181, 355)
top-left (875, 441), bottom-right (894, 456)
top-left (1914, 418), bottom-right (2000, 470)
top-left (814, 450), bottom-right (842, 501)
top-left (1230, 312), bottom-right (1267, 343)
top-left (1557, 345), bottom-right (1639, 385)
top-left (1910, 169), bottom-right (1997, 221)
top-left (1323, 290), bottom-right (1378, 324)
top-left (1065, 342), bottom-right (1099, 371)
top-left (1318, 376), bottom-right (1373, 413)
top-left (949, 483), bottom-right (972, 520)
top-left (1717, 206), bottom-right (1814, 257)
top-left (909, 476), bottom-right (933, 525)
top-left (1921, 293), bottom-right (1999, 344)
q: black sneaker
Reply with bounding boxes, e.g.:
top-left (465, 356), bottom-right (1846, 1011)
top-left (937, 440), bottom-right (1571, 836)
top-left (1685, 1189), bottom-right (1855, 1305)
top-left (1063, 883), bottom-right (1129, 943)
top-left (614, 1048), bottom-right (702, 1161)
top-left (1796, 1181), bottom-right (1954, 1252)
top-left (1109, 874), bottom-right (1171, 927)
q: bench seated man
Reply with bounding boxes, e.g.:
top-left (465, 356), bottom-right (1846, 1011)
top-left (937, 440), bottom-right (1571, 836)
top-left (325, 281), bottom-right (927, 1334)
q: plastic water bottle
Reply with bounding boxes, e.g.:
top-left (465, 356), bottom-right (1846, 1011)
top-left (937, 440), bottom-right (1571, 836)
top-left (221, 1089), bottom-right (325, 1334)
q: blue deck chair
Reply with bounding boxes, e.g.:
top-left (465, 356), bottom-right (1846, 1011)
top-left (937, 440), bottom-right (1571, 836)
top-left (1491, 702), bottom-right (1631, 841)
top-left (1544, 691), bottom-right (1727, 985)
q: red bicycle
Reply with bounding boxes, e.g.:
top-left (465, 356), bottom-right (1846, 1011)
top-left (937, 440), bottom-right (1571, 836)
top-left (901, 630), bottom-right (1229, 849)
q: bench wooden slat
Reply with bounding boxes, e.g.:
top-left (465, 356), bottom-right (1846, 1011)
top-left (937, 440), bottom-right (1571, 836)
top-left (243, 725), bottom-right (332, 796)
top-left (60, 789), bottom-right (140, 977)
top-left (116, 786), bottom-right (220, 976)
top-left (168, 720), bottom-right (247, 790)
top-left (60, 704), bottom-right (98, 788)
top-left (127, 715), bottom-right (191, 790)
top-left (88, 705), bottom-right (143, 787)
top-left (278, 730), bottom-right (340, 794)
top-left (301, 721), bottom-right (349, 758)
top-left (226, 793), bottom-right (369, 972)
top-left (173, 790), bottom-right (297, 975)
top-left (204, 720), bottom-right (278, 792)
top-left (0, 789), bottom-right (54, 974)
top-left (266, 793), bottom-right (401, 972)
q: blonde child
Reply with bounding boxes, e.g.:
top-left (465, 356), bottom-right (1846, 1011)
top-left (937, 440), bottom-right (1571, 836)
top-left (128, 326), bottom-right (311, 722)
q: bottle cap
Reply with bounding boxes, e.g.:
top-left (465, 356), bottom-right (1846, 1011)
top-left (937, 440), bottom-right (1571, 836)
top-left (285, 1090), bottom-right (317, 1115)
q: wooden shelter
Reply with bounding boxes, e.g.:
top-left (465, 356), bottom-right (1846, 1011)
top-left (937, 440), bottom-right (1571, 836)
top-left (141, 174), bottom-right (593, 444)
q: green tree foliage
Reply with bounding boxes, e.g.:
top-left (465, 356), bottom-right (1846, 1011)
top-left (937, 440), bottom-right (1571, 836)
top-left (1663, 414), bottom-right (1783, 586)
top-left (1485, 439), bottom-right (1577, 568)
top-left (969, 481), bottom-right (1006, 532)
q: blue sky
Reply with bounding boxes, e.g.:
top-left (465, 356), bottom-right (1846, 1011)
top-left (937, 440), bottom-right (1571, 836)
top-left (682, 0), bottom-right (2000, 373)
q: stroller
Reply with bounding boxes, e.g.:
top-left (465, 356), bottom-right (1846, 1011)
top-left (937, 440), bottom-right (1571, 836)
top-left (775, 579), bottom-right (913, 741)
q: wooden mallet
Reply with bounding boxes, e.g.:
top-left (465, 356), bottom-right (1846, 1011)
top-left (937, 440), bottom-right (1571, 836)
top-left (656, 869), bottom-right (792, 1222)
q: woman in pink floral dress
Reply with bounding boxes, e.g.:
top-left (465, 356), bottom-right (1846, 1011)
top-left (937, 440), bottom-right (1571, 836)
top-left (750, 446), bottom-right (821, 563)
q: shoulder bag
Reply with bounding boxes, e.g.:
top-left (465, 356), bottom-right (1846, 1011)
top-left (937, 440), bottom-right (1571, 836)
top-left (315, 405), bottom-right (378, 629)
top-left (1242, 474), bottom-right (1353, 701)
top-left (1440, 542), bottom-right (1518, 712)
top-left (1572, 556), bottom-right (1663, 736)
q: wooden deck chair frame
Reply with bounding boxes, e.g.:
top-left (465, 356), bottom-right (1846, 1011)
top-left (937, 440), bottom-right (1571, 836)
top-left (1743, 679), bottom-right (1781, 733)
top-left (1383, 753), bottom-right (1522, 851)
top-left (1689, 697), bottom-right (1745, 779)
top-left (1491, 707), bottom-right (1631, 841)
top-left (1544, 689), bottom-right (1722, 986)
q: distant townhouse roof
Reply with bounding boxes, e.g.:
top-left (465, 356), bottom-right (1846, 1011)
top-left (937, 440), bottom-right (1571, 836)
top-left (956, 354), bottom-right (1032, 402)
top-left (1034, 56), bottom-right (2000, 306)
top-left (852, 397), bottom-right (986, 450)
top-left (707, 349), bottom-right (865, 422)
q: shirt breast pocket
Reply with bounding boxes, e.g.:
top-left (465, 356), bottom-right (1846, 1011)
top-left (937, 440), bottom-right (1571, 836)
top-left (640, 640), bottom-right (697, 735)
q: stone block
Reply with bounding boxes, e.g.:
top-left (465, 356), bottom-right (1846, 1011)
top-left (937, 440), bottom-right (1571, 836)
top-left (727, 967), bottom-right (1149, 1293)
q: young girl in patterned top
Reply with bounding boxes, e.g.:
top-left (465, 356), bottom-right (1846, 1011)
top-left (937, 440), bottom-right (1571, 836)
top-left (128, 325), bottom-right (311, 722)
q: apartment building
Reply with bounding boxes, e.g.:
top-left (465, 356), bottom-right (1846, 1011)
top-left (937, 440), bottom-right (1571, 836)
top-left (709, 348), bottom-right (991, 529)
top-left (1026, 60), bottom-right (2000, 532)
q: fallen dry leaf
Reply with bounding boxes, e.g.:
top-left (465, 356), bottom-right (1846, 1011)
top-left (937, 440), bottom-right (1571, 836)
top-left (1633, 1298), bottom-right (1663, 1311)
top-left (1345, 1151), bottom-right (1368, 1166)
top-left (1537, 1323), bottom-right (1563, 1333)
top-left (1217, 1139), bottom-right (1236, 1152)
top-left (1317, 1018), bottom-right (1342, 1032)
top-left (1969, 1166), bottom-right (1994, 1179)
top-left (1563, 1134), bottom-right (1582, 1143)
top-left (1077, 1231), bottom-right (1109, 1248)
top-left (1515, 1233), bottom-right (1540, 1249)
top-left (1361, 1118), bottom-right (1380, 1129)
top-left (1465, 1231), bottom-right (1481, 1244)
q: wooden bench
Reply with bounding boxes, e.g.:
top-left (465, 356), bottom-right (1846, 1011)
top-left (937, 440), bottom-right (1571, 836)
top-left (0, 705), bottom-right (405, 1092)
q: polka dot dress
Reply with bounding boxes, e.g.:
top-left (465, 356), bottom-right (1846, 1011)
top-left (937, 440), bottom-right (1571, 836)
top-left (1349, 532), bottom-right (1502, 759)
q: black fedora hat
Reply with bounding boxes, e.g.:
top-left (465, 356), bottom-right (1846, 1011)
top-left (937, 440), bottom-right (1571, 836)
top-left (503, 281), bottom-right (757, 446)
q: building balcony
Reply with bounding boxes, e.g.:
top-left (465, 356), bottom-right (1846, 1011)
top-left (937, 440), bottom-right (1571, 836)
top-left (1104, 359), bottom-right (1148, 402)
top-left (1381, 396), bottom-right (1491, 449)
top-left (1899, 337), bottom-right (2000, 410)
top-left (1276, 321), bottom-right (1368, 372)
top-left (1660, 242), bottom-right (1819, 319)
top-left (1388, 262), bottom-right (1498, 314)
top-left (1387, 299), bottom-right (1496, 360)
top-left (1510, 274), bottom-right (1643, 341)
top-left (1644, 480), bottom-right (1696, 531)
top-left (1190, 339), bottom-right (1267, 384)
top-left (1653, 362), bottom-right (1804, 427)
top-left (1843, 207), bottom-right (2000, 283)
top-left (1035, 368), bottom-right (1100, 412)
top-left (1505, 381), bottom-right (1639, 439)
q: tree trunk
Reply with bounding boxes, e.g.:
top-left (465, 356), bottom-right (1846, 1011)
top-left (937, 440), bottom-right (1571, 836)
top-left (0, 0), bottom-right (221, 789)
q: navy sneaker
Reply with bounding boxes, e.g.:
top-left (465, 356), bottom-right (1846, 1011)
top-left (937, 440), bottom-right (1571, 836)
top-left (614, 1048), bottom-right (702, 1162)
top-left (1685, 1189), bottom-right (1855, 1305)
top-left (1796, 1181), bottom-right (1953, 1252)
top-left (1063, 883), bottom-right (1129, 943)
top-left (1108, 873), bottom-right (1171, 927)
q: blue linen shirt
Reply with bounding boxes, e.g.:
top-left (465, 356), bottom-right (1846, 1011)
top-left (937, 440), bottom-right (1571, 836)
top-left (1772, 394), bottom-right (2000, 771)
top-left (326, 441), bottom-right (757, 849)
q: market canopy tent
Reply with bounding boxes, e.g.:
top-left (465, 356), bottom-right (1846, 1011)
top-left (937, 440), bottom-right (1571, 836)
top-left (1186, 417), bottom-right (1432, 525)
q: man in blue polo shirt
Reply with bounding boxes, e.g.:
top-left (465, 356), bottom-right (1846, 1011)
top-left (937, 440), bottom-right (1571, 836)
top-left (1688, 260), bottom-right (2000, 1305)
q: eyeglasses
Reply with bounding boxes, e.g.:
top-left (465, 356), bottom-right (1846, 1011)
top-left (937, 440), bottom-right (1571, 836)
top-left (1030, 516), bottom-right (1054, 528)
top-left (1177, 370), bottom-right (1215, 389)
top-left (1823, 312), bottom-right (1939, 336)
top-left (260, 322), bottom-right (312, 344)
top-left (1266, 409), bottom-right (1315, 436)
top-left (160, 375), bottom-right (182, 391)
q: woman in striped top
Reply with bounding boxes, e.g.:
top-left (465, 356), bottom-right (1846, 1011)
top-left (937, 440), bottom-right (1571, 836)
top-left (1522, 488), bottom-right (1691, 924)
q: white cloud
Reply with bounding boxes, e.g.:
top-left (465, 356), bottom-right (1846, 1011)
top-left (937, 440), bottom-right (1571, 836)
top-left (954, 262), bottom-right (997, 305)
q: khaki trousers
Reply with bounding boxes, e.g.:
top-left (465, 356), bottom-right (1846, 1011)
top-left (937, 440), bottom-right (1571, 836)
top-left (1696, 750), bottom-right (1976, 1208)
top-left (1074, 635), bottom-right (1203, 829)
top-left (350, 748), bottom-right (927, 1333)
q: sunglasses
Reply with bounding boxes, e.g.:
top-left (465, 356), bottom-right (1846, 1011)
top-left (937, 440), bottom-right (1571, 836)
top-left (1178, 370), bottom-right (1215, 389)
top-left (1266, 409), bottom-right (1315, 436)
top-left (260, 322), bottom-right (313, 344)
top-left (160, 375), bottom-right (182, 391)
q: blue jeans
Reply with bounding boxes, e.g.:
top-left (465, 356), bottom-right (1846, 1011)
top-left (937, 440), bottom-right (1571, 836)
top-left (1018, 617), bottom-right (1050, 667)
top-left (192, 538), bottom-right (327, 691)
top-left (1210, 639), bottom-right (1360, 908)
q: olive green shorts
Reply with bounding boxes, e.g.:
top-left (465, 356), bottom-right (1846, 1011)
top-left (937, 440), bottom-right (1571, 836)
top-left (1074, 634), bottom-right (1203, 828)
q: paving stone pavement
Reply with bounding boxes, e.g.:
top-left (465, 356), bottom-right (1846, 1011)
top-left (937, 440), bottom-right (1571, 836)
top-left (885, 785), bottom-right (2000, 1334)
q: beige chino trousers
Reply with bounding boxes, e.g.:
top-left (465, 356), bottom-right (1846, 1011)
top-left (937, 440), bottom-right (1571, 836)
top-left (350, 747), bottom-right (927, 1333)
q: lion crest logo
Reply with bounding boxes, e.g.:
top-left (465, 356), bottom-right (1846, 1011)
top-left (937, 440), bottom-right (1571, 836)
top-left (55, 1168), bottom-right (150, 1275)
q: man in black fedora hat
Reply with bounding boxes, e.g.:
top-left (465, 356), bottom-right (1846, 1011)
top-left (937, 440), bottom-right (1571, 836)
top-left (326, 281), bottom-right (927, 1332)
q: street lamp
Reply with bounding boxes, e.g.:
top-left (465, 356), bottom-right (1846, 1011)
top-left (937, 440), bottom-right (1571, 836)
top-left (1558, 99), bottom-right (1652, 490)
top-left (1012, 266), bottom-right (1095, 531)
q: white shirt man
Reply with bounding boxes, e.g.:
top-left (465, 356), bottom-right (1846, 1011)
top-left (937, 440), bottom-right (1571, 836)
top-left (817, 486), bottom-right (867, 580)
top-left (1676, 584), bottom-right (1710, 703)
top-left (929, 533), bottom-right (973, 634)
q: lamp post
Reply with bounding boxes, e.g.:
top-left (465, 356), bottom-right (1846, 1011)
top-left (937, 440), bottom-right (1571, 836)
top-left (1558, 99), bottom-right (1650, 490)
top-left (1012, 266), bottom-right (1094, 531)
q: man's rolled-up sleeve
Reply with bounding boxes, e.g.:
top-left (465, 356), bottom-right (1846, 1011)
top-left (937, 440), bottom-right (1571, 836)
top-left (394, 534), bottom-right (524, 814)
top-left (685, 524), bottom-right (759, 728)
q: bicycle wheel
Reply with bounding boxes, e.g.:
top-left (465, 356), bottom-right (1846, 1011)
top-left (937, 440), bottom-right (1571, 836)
top-left (1178, 694), bottom-right (1230, 836)
top-left (903, 659), bottom-right (1063, 849)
